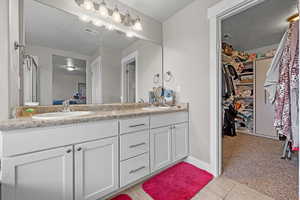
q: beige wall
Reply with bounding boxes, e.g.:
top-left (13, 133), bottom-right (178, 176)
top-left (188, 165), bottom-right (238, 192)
top-left (163, 0), bottom-right (221, 164)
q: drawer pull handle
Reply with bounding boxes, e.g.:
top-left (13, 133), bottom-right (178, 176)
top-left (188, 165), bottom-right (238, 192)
top-left (129, 166), bottom-right (146, 174)
top-left (129, 142), bottom-right (146, 148)
top-left (129, 123), bottom-right (146, 128)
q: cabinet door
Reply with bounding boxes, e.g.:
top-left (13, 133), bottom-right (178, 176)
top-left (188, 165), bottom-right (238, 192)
top-left (2, 146), bottom-right (73, 200)
top-left (172, 123), bottom-right (189, 161)
top-left (150, 127), bottom-right (172, 172)
top-left (75, 137), bottom-right (119, 200)
top-left (255, 58), bottom-right (277, 138)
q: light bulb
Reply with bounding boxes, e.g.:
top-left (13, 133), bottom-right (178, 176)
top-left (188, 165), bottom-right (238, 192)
top-left (126, 31), bottom-right (134, 38)
top-left (79, 15), bottom-right (91, 22)
top-left (123, 12), bottom-right (131, 25)
top-left (133, 17), bottom-right (142, 31)
top-left (99, 1), bottom-right (108, 18)
top-left (92, 19), bottom-right (103, 27)
top-left (67, 66), bottom-right (75, 71)
top-left (106, 24), bottom-right (114, 31)
top-left (82, 0), bottom-right (94, 10)
top-left (112, 7), bottom-right (122, 23)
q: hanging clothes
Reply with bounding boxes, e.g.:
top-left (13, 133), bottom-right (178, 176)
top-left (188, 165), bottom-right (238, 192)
top-left (264, 31), bottom-right (288, 104)
top-left (273, 21), bottom-right (299, 150)
top-left (222, 64), bottom-right (238, 98)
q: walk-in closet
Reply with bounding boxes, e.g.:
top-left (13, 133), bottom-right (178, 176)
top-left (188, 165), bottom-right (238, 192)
top-left (220, 0), bottom-right (299, 200)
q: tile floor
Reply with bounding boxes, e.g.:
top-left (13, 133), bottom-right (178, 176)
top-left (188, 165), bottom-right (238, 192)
top-left (114, 175), bottom-right (274, 200)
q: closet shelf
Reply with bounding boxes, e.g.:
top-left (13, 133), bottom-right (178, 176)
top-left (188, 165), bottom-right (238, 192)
top-left (236, 83), bottom-right (254, 86)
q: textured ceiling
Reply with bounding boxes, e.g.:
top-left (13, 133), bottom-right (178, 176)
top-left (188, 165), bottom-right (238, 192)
top-left (222, 0), bottom-right (298, 51)
top-left (25, 0), bottom-right (136, 56)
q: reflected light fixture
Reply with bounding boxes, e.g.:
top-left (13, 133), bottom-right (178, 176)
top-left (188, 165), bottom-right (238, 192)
top-left (66, 58), bottom-right (76, 71)
top-left (82, 0), bottom-right (94, 10)
top-left (99, 0), bottom-right (109, 18)
top-left (112, 6), bottom-right (122, 23)
top-left (92, 19), bottom-right (103, 27)
top-left (126, 31), bottom-right (134, 38)
top-left (79, 15), bottom-right (91, 22)
top-left (133, 17), bottom-right (142, 31)
top-left (106, 24), bottom-right (115, 31)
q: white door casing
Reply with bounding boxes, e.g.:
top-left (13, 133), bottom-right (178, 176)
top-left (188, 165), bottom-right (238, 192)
top-left (90, 56), bottom-right (102, 104)
top-left (208, 0), bottom-right (266, 176)
top-left (121, 51), bottom-right (138, 103)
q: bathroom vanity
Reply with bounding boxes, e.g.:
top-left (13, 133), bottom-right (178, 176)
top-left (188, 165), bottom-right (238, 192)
top-left (0, 105), bottom-right (189, 200)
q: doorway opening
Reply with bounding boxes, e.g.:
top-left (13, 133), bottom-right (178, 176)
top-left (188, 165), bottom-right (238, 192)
top-left (218, 0), bottom-right (298, 199)
top-left (121, 51), bottom-right (138, 103)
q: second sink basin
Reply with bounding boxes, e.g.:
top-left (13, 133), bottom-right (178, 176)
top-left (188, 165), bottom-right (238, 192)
top-left (32, 111), bottom-right (94, 120)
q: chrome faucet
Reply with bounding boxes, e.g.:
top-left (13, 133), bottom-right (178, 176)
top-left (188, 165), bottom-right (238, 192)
top-left (62, 99), bottom-right (71, 112)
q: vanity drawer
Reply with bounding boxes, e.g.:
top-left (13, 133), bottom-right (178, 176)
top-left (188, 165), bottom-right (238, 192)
top-left (119, 116), bottom-right (149, 134)
top-left (120, 153), bottom-right (149, 187)
top-left (120, 130), bottom-right (149, 160)
top-left (0, 120), bottom-right (118, 157)
top-left (150, 112), bottom-right (188, 128)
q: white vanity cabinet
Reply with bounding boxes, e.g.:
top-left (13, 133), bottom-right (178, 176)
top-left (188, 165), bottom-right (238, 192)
top-left (150, 112), bottom-right (189, 172)
top-left (119, 116), bottom-right (150, 187)
top-left (172, 123), bottom-right (189, 161)
top-left (0, 120), bottom-right (119, 200)
top-left (74, 137), bottom-right (119, 200)
top-left (0, 110), bottom-right (189, 200)
top-left (150, 126), bottom-right (173, 171)
top-left (2, 146), bottom-right (74, 200)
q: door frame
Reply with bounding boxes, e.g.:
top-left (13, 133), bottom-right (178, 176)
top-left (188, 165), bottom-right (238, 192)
top-left (207, 0), bottom-right (265, 177)
top-left (121, 51), bottom-right (138, 103)
top-left (90, 56), bottom-right (103, 104)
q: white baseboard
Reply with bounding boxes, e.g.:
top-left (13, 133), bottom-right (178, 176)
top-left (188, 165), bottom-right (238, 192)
top-left (185, 156), bottom-right (213, 175)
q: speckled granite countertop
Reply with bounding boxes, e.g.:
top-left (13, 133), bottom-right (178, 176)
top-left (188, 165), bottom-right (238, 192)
top-left (0, 104), bottom-right (188, 131)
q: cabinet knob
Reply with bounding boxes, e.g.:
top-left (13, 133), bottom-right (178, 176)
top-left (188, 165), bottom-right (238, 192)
top-left (77, 147), bottom-right (82, 151)
top-left (66, 149), bottom-right (72, 153)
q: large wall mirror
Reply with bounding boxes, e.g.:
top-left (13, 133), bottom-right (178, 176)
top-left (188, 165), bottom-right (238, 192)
top-left (21, 0), bottom-right (163, 106)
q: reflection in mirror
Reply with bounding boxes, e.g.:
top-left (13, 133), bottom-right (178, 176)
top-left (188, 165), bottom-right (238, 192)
top-left (52, 55), bottom-right (87, 105)
top-left (22, 0), bottom-right (163, 106)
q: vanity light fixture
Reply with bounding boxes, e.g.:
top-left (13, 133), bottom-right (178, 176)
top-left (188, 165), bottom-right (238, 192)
top-left (79, 15), bottom-right (91, 22)
top-left (75, 0), bottom-right (143, 31)
top-left (92, 19), bottom-right (103, 27)
top-left (112, 6), bottom-right (122, 23)
top-left (82, 0), bottom-right (94, 11)
top-left (106, 24), bottom-right (115, 31)
top-left (99, 0), bottom-right (109, 18)
top-left (133, 17), bottom-right (143, 31)
top-left (126, 31), bottom-right (134, 38)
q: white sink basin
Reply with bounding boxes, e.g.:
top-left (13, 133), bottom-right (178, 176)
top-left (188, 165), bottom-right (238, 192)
top-left (32, 111), bottom-right (94, 120)
top-left (142, 106), bottom-right (170, 111)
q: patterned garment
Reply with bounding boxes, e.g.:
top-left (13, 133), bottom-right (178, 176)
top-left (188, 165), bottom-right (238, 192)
top-left (274, 21), bottom-right (299, 149)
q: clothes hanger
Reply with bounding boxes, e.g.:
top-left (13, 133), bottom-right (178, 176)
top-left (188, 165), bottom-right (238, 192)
top-left (287, 13), bottom-right (299, 22)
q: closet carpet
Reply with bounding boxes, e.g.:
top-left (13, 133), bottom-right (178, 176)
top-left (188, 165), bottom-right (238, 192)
top-left (223, 133), bottom-right (298, 200)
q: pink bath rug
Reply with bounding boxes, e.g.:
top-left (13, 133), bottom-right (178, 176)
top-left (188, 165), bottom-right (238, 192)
top-left (111, 194), bottom-right (132, 200)
top-left (142, 162), bottom-right (213, 200)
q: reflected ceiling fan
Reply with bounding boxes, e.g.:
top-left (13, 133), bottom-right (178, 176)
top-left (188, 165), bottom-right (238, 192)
top-left (61, 58), bottom-right (79, 71)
